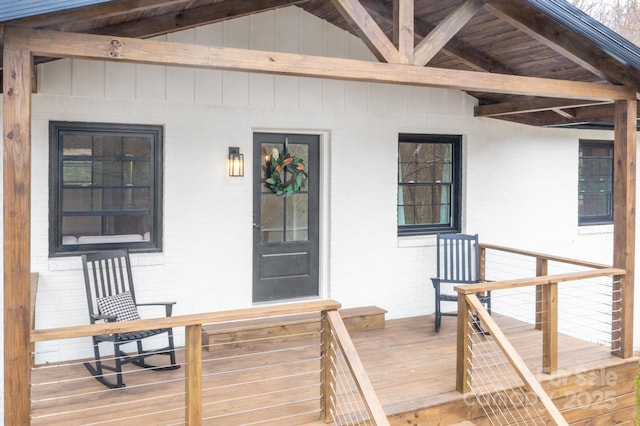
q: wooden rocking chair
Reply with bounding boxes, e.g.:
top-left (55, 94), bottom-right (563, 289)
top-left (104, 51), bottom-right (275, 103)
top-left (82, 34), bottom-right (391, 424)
top-left (431, 233), bottom-right (491, 332)
top-left (82, 249), bottom-right (180, 388)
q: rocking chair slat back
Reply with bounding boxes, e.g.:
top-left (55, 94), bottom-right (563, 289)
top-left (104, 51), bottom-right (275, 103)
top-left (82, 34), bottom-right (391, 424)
top-left (84, 249), bottom-right (136, 322)
top-left (438, 233), bottom-right (479, 283)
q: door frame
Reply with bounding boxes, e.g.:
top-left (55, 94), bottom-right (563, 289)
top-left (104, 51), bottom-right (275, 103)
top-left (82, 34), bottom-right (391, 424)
top-left (252, 128), bottom-right (330, 303)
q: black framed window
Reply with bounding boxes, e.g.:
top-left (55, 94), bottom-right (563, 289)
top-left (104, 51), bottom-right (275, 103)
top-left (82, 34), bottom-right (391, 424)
top-left (578, 140), bottom-right (613, 225)
top-left (398, 134), bottom-right (462, 236)
top-left (49, 122), bottom-right (163, 255)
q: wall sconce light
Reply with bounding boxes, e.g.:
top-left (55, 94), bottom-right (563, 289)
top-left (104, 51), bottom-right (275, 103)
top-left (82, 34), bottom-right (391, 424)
top-left (228, 147), bottom-right (244, 177)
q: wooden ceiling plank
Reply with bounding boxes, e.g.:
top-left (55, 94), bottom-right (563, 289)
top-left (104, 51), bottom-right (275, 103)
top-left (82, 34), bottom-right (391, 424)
top-left (330, 0), bottom-right (399, 63)
top-left (394, 0), bottom-right (414, 65)
top-left (484, 0), bottom-right (640, 90)
top-left (475, 98), bottom-right (610, 117)
top-left (413, 0), bottom-right (484, 66)
top-left (19, 27), bottom-right (635, 101)
top-left (483, 0), bottom-right (606, 80)
top-left (83, 0), bottom-right (310, 39)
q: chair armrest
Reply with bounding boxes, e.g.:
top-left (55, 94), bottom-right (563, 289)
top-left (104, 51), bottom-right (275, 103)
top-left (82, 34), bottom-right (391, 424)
top-left (91, 313), bottom-right (117, 322)
top-left (136, 301), bottom-right (176, 317)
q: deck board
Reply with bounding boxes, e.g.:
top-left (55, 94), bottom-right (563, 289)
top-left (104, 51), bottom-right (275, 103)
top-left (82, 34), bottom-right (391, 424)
top-left (30, 313), bottom-right (637, 425)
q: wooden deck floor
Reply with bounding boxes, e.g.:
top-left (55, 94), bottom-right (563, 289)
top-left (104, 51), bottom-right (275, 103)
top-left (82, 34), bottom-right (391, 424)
top-left (30, 314), bottom-right (637, 425)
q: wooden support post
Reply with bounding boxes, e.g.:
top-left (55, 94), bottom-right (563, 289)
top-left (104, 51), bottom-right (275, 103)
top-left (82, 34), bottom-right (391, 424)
top-left (535, 258), bottom-right (548, 331)
top-left (3, 30), bottom-right (33, 426)
top-left (612, 99), bottom-right (636, 358)
top-left (320, 310), bottom-right (336, 423)
top-left (185, 324), bottom-right (202, 425)
top-left (479, 246), bottom-right (486, 281)
top-left (541, 282), bottom-right (558, 374)
top-left (456, 293), bottom-right (472, 394)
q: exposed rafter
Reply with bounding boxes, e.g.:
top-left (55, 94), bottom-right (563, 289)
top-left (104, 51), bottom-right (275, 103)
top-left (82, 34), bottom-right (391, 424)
top-left (363, 1), bottom-right (516, 74)
top-left (413, 0), bottom-right (484, 66)
top-left (475, 98), bottom-right (611, 117)
top-left (330, 0), bottom-right (399, 63)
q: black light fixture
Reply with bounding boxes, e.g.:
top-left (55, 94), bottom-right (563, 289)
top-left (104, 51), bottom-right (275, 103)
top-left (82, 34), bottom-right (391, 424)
top-left (228, 147), bottom-right (244, 177)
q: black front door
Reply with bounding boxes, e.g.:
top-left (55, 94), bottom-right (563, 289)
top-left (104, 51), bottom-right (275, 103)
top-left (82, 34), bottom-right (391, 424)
top-left (253, 133), bottom-right (320, 303)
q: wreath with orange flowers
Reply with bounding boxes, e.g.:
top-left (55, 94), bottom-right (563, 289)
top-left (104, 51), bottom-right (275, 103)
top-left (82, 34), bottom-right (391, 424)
top-left (264, 153), bottom-right (308, 196)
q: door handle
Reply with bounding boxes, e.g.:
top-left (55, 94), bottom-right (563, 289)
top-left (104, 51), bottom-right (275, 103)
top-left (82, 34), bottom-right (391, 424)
top-left (253, 223), bottom-right (261, 228)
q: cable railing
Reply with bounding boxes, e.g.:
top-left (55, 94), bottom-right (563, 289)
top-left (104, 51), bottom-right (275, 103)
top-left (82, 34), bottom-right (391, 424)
top-left (30, 300), bottom-right (389, 425)
top-left (454, 244), bottom-right (630, 425)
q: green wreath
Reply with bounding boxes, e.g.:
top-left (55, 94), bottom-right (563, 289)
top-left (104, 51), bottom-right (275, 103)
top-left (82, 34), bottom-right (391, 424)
top-left (264, 153), bottom-right (308, 196)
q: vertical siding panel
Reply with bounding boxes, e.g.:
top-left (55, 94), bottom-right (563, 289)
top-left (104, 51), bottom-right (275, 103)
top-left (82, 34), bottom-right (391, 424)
top-left (367, 83), bottom-right (388, 113)
top-left (105, 62), bottom-right (136, 100)
top-left (38, 59), bottom-right (72, 95)
top-left (388, 85), bottom-right (408, 115)
top-left (136, 63), bottom-right (167, 101)
top-left (167, 30), bottom-right (196, 104)
top-left (72, 59), bottom-right (105, 97)
top-left (276, 7), bottom-right (301, 54)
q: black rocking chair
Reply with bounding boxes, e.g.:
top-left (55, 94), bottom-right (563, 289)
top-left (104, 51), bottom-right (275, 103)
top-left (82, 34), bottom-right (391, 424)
top-left (431, 233), bottom-right (491, 332)
top-left (82, 249), bottom-right (180, 388)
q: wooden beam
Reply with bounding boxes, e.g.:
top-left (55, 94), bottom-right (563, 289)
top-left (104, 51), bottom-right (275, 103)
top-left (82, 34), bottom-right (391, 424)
top-left (394, 0), bottom-right (414, 64)
top-left (18, 27), bottom-right (636, 101)
top-left (474, 98), bottom-right (611, 117)
top-left (612, 99), bottom-right (636, 358)
top-left (3, 29), bottom-right (33, 426)
top-left (413, 0), bottom-right (484, 66)
top-left (330, 0), bottom-right (399, 63)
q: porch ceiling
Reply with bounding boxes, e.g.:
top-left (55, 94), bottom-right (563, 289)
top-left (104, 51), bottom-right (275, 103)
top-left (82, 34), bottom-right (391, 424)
top-left (1, 0), bottom-right (639, 128)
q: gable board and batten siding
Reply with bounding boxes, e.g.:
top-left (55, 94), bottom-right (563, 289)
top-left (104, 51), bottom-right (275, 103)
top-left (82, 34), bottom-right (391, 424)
top-left (2, 5), bottom-right (638, 423)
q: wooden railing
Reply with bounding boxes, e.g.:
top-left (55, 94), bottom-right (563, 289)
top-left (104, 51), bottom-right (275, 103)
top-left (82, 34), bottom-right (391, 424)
top-left (454, 244), bottom-right (630, 425)
top-left (30, 300), bottom-right (389, 425)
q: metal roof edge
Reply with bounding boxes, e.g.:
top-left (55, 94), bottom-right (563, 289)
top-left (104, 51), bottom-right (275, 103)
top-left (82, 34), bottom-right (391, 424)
top-left (522, 0), bottom-right (640, 71)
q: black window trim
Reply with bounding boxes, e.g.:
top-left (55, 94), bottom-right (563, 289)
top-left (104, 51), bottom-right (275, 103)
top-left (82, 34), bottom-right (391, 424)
top-left (578, 139), bottom-right (613, 226)
top-left (49, 121), bottom-right (164, 256)
top-left (397, 133), bottom-right (462, 236)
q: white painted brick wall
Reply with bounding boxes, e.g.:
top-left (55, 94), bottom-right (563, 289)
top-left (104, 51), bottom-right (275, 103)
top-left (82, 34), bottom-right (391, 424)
top-left (0, 7), bottom-right (634, 381)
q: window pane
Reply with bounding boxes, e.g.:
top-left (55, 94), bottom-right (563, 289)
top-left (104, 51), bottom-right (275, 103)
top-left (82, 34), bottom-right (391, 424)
top-left (51, 122), bottom-right (162, 255)
top-left (286, 193), bottom-right (308, 241)
top-left (261, 194), bottom-right (284, 243)
top-left (578, 141), bottom-right (613, 225)
top-left (398, 134), bottom-right (460, 235)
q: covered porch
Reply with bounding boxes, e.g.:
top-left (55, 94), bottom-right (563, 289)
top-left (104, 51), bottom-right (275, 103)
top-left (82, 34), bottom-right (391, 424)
top-left (28, 243), bottom-right (637, 425)
top-left (3, 1), bottom-right (640, 424)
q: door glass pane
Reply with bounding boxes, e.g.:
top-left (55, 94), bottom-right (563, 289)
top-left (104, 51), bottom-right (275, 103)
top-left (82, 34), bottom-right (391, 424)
top-left (261, 194), bottom-right (284, 243)
top-left (261, 142), bottom-right (284, 192)
top-left (286, 193), bottom-right (308, 241)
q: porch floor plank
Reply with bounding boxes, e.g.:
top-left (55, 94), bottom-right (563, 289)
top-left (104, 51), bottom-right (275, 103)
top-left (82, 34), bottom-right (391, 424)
top-left (30, 313), bottom-right (636, 425)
